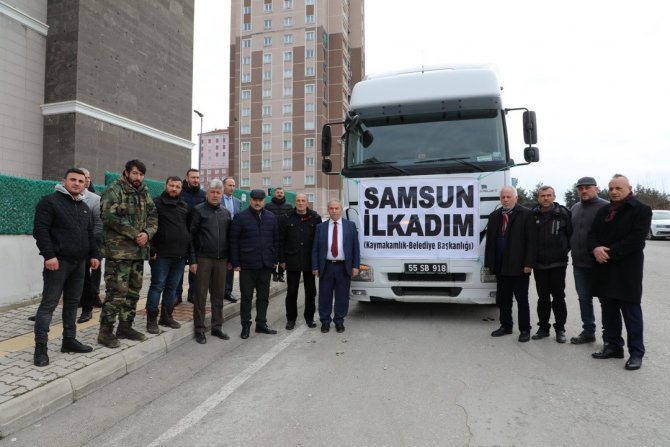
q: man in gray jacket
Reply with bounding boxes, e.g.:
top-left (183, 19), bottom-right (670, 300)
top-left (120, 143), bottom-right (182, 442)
top-left (569, 176), bottom-right (609, 344)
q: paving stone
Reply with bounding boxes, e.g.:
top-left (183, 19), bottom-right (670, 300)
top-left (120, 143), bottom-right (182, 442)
top-left (13, 378), bottom-right (43, 391)
top-left (1, 374), bottom-right (23, 385)
top-left (0, 383), bottom-right (18, 394)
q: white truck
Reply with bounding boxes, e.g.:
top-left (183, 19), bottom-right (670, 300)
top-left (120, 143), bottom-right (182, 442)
top-left (320, 66), bottom-right (539, 304)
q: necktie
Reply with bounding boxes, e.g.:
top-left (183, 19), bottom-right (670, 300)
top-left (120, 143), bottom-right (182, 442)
top-left (331, 222), bottom-right (338, 258)
top-left (502, 212), bottom-right (509, 234)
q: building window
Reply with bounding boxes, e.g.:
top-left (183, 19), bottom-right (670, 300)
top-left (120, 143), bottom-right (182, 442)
top-left (306, 0), bottom-right (315, 4)
top-left (264, 36), bottom-right (273, 46)
top-left (262, 105), bottom-right (272, 116)
top-left (242, 73), bottom-right (251, 83)
top-left (263, 71), bottom-right (272, 81)
top-left (262, 141), bottom-right (271, 151)
top-left (242, 107), bottom-right (251, 117)
top-left (305, 66), bottom-right (315, 77)
top-left (307, 193), bottom-right (315, 203)
top-left (263, 88), bottom-right (272, 98)
top-left (283, 158), bottom-right (292, 169)
top-left (283, 122), bottom-right (292, 132)
top-left (283, 103), bottom-right (293, 114)
top-left (283, 87), bottom-right (293, 97)
top-left (283, 0), bottom-right (293, 9)
top-left (306, 31), bottom-right (315, 41)
top-left (243, 56), bottom-right (251, 65)
top-left (283, 34), bottom-right (293, 44)
top-left (263, 53), bottom-right (272, 64)
top-left (264, 19), bottom-right (272, 29)
top-left (305, 138), bottom-right (315, 148)
top-left (305, 120), bottom-right (315, 130)
top-left (262, 123), bottom-right (272, 133)
top-left (305, 156), bottom-right (314, 166)
top-left (305, 49), bottom-right (314, 59)
top-left (243, 22), bottom-right (251, 31)
top-left (263, 159), bottom-right (272, 169)
top-left (241, 160), bottom-right (250, 169)
top-left (242, 39), bottom-right (251, 48)
top-left (283, 176), bottom-right (292, 185)
top-left (263, 177), bottom-right (271, 186)
top-left (264, 2), bottom-right (272, 12)
top-left (283, 51), bottom-right (293, 62)
top-left (305, 84), bottom-right (315, 94)
top-left (244, 6), bottom-right (251, 14)
top-left (242, 178), bottom-right (250, 187)
top-left (283, 140), bottom-right (292, 150)
top-left (305, 175), bottom-right (315, 185)
top-left (242, 89), bottom-right (251, 99)
top-left (283, 68), bottom-right (293, 79)
top-left (305, 15), bottom-right (315, 24)
top-left (305, 102), bottom-right (314, 112)
top-left (241, 125), bottom-right (251, 134)
top-left (283, 17), bottom-right (293, 27)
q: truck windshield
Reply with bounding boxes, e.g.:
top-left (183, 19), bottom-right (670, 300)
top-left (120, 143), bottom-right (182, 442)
top-left (344, 109), bottom-right (507, 177)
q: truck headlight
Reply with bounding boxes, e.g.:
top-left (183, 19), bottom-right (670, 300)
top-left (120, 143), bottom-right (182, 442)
top-left (353, 264), bottom-right (373, 282)
top-left (481, 266), bottom-right (496, 283)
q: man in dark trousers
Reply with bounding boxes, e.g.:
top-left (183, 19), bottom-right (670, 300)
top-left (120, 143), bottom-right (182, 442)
top-left (32, 168), bottom-right (100, 366)
top-left (176, 168), bottom-right (206, 305)
top-left (485, 186), bottom-right (537, 342)
top-left (531, 186), bottom-right (572, 343)
top-left (312, 199), bottom-right (360, 333)
top-left (569, 176), bottom-right (609, 344)
top-left (230, 189), bottom-right (279, 339)
top-left (189, 179), bottom-right (233, 344)
top-left (279, 193), bottom-right (322, 330)
top-left (589, 174), bottom-right (651, 370)
top-left (77, 167), bottom-right (103, 324)
top-left (221, 177), bottom-right (242, 302)
top-left (265, 186), bottom-right (293, 282)
top-left (145, 176), bottom-right (190, 334)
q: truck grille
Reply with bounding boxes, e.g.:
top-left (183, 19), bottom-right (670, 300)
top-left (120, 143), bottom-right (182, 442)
top-left (391, 287), bottom-right (463, 297)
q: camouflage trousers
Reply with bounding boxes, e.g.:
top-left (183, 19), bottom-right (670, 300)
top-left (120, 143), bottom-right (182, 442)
top-left (101, 259), bottom-right (144, 325)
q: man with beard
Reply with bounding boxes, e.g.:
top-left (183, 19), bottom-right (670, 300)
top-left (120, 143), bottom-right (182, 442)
top-left (175, 168), bottom-right (206, 304)
top-left (32, 168), bottom-right (100, 366)
top-left (98, 160), bottom-right (158, 348)
top-left (265, 187), bottom-right (293, 282)
top-left (145, 176), bottom-right (189, 334)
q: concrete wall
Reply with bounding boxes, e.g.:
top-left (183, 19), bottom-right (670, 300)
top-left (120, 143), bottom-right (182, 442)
top-left (0, 235), bottom-right (42, 307)
top-left (0, 0), bottom-right (48, 179)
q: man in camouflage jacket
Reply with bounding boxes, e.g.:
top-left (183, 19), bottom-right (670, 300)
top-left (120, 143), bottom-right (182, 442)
top-left (98, 160), bottom-right (158, 348)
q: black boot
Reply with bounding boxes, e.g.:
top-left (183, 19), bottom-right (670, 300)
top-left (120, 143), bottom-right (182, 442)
top-left (146, 309), bottom-right (159, 334)
top-left (34, 343), bottom-right (49, 367)
top-left (159, 305), bottom-right (181, 329)
top-left (61, 338), bottom-right (93, 353)
top-left (116, 321), bottom-right (147, 341)
top-left (97, 322), bottom-right (120, 348)
top-left (241, 324), bottom-right (251, 339)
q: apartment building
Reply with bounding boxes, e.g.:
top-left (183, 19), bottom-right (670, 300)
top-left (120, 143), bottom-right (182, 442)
top-left (199, 128), bottom-right (230, 186)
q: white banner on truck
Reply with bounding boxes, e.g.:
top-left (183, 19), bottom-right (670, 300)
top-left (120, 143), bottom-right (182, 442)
top-left (358, 178), bottom-right (480, 259)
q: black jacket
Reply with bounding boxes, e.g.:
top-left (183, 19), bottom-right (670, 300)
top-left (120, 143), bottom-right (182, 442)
top-left (532, 203), bottom-right (572, 269)
top-left (152, 192), bottom-right (190, 258)
top-left (570, 196), bottom-right (609, 267)
top-left (230, 208), bottom-right (278, 270)
top-left (189, 201), bottom-right (232, 262)
top-left (265, 197), bottom-right (293, 217)
top-left (33, 190), bottom-right (99, 261)
top-left (484, 204), bottom-right (536, 276)
top-left (279, 207), bottom-right (322, 271)
top-left (588, 195), bottom-right (651, 303)
top-left (180, 180), bottom-right (206, 211)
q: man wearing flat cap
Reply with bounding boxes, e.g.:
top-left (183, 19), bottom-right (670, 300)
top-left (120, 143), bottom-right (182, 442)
top-left (230, 189), bottom-right (280, 339)
top-left (569, 176), bottom-right (608, 344)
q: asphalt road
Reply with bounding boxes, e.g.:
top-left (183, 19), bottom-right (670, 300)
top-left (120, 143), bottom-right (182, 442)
top-left (6, 240), bottom-right (670, 446)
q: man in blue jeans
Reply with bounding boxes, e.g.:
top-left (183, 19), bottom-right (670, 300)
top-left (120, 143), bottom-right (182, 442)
top-left (146, 176), bottom-right (190, 333)
top-left (569, 176), bottom-right (608, 344)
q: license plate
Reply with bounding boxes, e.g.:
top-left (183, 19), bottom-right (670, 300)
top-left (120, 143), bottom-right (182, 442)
top-left (404, 263), bottom-right (447, 274)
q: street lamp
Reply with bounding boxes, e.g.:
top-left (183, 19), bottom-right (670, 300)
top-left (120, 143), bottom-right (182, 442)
top-left (193, 109), bottom-right (204, 172)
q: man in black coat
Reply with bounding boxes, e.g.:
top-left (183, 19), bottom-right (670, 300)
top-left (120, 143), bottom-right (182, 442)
top-left (485, 186), bottom-right (537, 342)
top-left (589, 174), bottom-right (652, 370)
top-left (32, 168), bottom-right (100, 366)
top-left (176, 168), bottom-right (206, 304)
top-left (230, 189), bottom-right (279, 339)
top-left (278, 193), bottom-right (322, 330)
top-left (265, 187), bottom-right (293, 282)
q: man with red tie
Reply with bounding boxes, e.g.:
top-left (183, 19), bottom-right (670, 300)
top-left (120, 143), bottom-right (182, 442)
top-left (312, 199), bottom-right (360, 333)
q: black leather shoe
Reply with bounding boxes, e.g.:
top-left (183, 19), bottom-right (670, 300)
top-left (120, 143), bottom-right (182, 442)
top-left (255, 324), bottom-right (277, 334)
top-left (77, 310), bottom-right (93, 324)
top-left (224, 294), bottom-right (238, 303)
top-left (555, 330), bottom-right (567, 344)
top-left (518, 331), bottom-right (531, 342)
top-left (241, 325), bottom-right (251, 339)
top-left (285, 320), bottom-right (296, 330)
top-left (195, 332), bottom-right (207, 344)
top-left (336, 324), bottom-right (345, 333)
top-left (34, 344), bottom-right (49, 367)
top-left (321, 323), bottom-right (330, 333)
top-left (531, 329), bottom-right (550, 340)
top-left (211, 329), bottom-right (230, 340)
top-left (306, 320), bottom-right (317, 328)
top-left (592, 345), bottom-right (624, 359)
top-left (61, 338), bottom-right (93, 353)
top-left (625, 356), bottom-right (643, 370)
top-left (491, 326), bottom-right (513, 337)
top-left (570, 332), bottom-right (596, 344)
top-left (28, 315), bottom-right (36, 322)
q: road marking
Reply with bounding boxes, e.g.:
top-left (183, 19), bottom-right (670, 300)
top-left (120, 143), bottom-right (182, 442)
top-left (146, 325), bottom-right (307, 447)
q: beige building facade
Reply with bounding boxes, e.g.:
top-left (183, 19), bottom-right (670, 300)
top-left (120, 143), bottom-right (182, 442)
top-left (229, 0), bottom-right (364, 212)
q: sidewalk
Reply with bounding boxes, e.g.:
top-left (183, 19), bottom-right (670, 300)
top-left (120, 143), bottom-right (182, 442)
top-left (0, 271), bottom-right (287, 438)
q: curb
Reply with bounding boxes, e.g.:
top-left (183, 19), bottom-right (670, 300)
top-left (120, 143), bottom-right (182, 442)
top-left (0, 285), bottom-right (285, 438)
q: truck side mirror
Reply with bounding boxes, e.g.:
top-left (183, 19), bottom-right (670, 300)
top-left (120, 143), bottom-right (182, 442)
top-left (524, 146), bottom-right (540, 163)
top-left (523, 111), bottom-right (537, 145)
top-left (322, 159), bottom-right (332, 173)
top-left (321, 125), bottom-right (332, 157)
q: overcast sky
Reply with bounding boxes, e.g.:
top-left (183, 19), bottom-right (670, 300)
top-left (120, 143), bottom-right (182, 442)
top-left (191, 0), bottom-right (670, 200)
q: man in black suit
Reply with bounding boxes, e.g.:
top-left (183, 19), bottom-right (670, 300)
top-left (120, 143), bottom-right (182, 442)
top-left (589, 174), bottom-right (652, 370)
